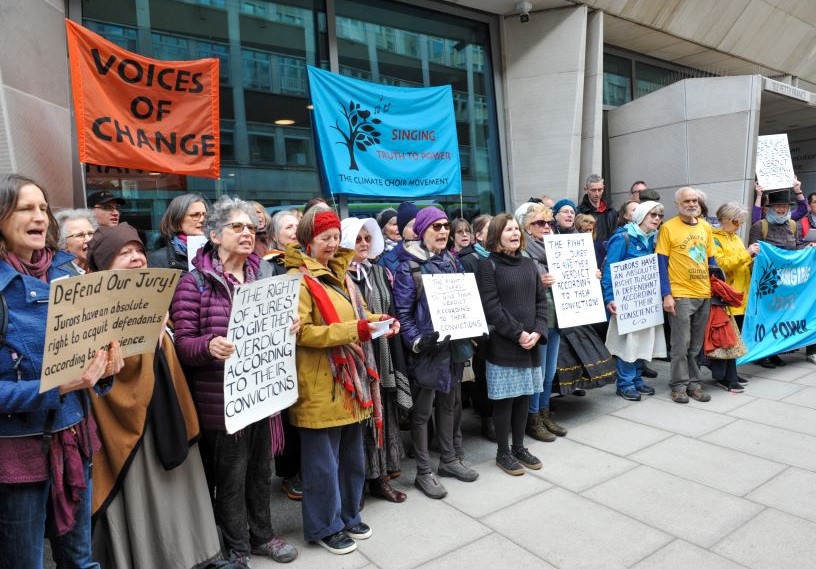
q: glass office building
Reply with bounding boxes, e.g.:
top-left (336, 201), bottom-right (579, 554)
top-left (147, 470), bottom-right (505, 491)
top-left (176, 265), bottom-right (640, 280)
top-left (79, 0), bottom-right (503, 242)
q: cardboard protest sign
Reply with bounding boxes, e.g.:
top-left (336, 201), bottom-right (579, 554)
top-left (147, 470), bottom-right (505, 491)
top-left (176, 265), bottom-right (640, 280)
top-left (421, 272), bottom-right (488, 341)
top-left (40, 269), bottom-right (179, 392)
top-left (756, 133), bottom-right (794, 190)
top-left (224, 274), bottom-right (300, 434)
top-left (65, 19), bottom-right (220, 178)
top-left (543, 233), bottom-right (606, 327)
top-left (609, 254), bottom-right (663, 334)
top-left (186, 235), bottom-right (207, 271)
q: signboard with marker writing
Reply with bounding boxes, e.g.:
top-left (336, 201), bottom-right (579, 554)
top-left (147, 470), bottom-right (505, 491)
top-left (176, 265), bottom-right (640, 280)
top-left (421, 272), bottom-right (488, 341)
top-left (609, 254), bottom-right (663, 334)
top-left (543, 233), bottom-right (606, 327)
top-left (756, 133), bottom-right (794, 190)
top-left (40, 268), bottom-right (179, 392)
top-left (223, 274), bottom-right (300, 434)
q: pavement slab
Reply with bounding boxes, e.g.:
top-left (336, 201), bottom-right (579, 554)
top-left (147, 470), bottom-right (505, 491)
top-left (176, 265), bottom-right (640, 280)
top-left (746, 467), bottom-right (816, 523)
top-left (632, 539), bottom-right (746, 569)
top-left (566, 414), bottom-right (673, 456)
top-left (701, 419), bottom-right (816, 472)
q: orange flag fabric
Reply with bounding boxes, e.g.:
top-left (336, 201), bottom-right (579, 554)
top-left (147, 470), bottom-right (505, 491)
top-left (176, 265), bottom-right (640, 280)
top-left (65, 19), bottom-right (220, 178)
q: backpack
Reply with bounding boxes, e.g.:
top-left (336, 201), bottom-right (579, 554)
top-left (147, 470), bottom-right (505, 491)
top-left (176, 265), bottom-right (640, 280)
top-left (760, 218), bottom-right (796, 240)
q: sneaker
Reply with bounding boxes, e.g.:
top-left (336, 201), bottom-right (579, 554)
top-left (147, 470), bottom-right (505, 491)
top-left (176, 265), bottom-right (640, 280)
top-left (756, 358), bottom-right (776, 369)
top-left (808, 354), bottom-right (816, 365)
top-left (438, 459), bottom-right (479, 482)
top-left (737, 376), bottom-right (748, 384)
top-left (715, 380), bottom-right (744, 393)
top-left (671, 391), bottom-right (689, 404)
top-left (496, 451), bottom-right (525, 476)
top-left (228, 553), bottom-right (252, 568)
top-left (252, 536), bottom-right (298, 563)
top-left (511, 446), bottom-right (542, 470)
top-left (616, 387), bottom-right (641, 401)
top-left (316, 531), bottom-right (356, 555)
top-left (280, 474), bottom-right (303, 501)
top-left (415, 472), bottom-right (447, 499)
top-left (769, 354), bottom-right (786, 367)
top-left (687, 388), bottom-right (711, 402)
top-left (635, 384), bottom-right (656, 396)
top-left (573, 389), bottom-right (587, 396)
top-left (346, 522), bottom-right (372, 540)
top-left (641, 365), bottom-right (658, 378)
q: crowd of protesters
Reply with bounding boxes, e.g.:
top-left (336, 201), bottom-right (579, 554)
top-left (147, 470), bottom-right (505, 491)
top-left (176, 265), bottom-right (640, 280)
top-left (0, 171), bottom-right (812, 569)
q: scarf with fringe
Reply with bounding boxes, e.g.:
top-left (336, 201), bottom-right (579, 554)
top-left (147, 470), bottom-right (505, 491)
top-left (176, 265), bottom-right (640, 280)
top-left (301, 267), bottom-right (383, 445)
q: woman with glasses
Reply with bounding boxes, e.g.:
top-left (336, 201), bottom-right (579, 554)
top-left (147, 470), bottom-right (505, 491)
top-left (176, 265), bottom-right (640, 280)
top-left (393, 207), bottom-right (479, 500)
top-left (284, 209), bottom-right (399, 555)
top-left (341, 217), bottom-right (410, 504)
top-left (518, 203), bottom-right (567, 441)
top-left (148, 193), bottom-right (208, 275)
top-left (55, 208), bottom-right (98, 274)
top-left (602, 201), bottom-right (667, 401)
top-left (171, 197), bottom-right (297, 567)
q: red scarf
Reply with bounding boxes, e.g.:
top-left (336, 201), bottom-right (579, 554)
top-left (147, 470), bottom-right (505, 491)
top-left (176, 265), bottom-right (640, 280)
top-left (6, 248), bottom-right (55, 282)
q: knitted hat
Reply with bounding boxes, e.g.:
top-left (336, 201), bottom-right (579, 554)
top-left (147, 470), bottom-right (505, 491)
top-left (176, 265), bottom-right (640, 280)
top-left (87, 222), bottom-right (143, 271)
top-left (552, 199), bottom-right (577, 215)
top-left (376, 208), bottom-right (398, 230)
top-left (632, 201), bottom-right (661, 225)
top-left (639, 187), bottom-right (661, 201)
top-left (396, 202), bottom-right (419, 236)
top-left (414, 207), bottom-right (448, 239)
top-left (340, 217), bottom-right (385, 258)
top-left (311, 210), bottom-right (341, 240)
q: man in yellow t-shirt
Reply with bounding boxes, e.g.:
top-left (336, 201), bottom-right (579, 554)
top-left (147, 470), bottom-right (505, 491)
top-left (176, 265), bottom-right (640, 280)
top-left (655, 187), bottom-right (716, 404)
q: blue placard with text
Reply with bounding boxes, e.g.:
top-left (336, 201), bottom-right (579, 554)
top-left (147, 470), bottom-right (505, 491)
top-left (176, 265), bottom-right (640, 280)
top-left (307, 66), bottom-right (461, 198)
top-left (737, 242), bottom-right (816, 364)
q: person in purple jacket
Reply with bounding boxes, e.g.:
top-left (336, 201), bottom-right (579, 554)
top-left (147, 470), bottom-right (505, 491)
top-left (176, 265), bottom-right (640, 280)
top-left (171, 196), bottom-right (297, 568)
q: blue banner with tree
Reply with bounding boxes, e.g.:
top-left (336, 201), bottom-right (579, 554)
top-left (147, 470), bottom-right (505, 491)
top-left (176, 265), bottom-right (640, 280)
top-left (307, 66), bottom-right (462, 198)
top-left (737, 242), bottom-right (816, 364)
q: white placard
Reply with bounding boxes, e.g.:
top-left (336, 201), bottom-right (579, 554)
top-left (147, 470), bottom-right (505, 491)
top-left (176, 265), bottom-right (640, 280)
top-left (609, 254), bottom-right (663, 334)
top-left (421, 272), bottom-right (488, 341)
top-left (543, 233), bottom-right (606, 327)
top-left (187, 235), bottom-right (207, 271)
top-left (223, 274), bottom-right (300, 434)
top-left (756, 133), bottom-right (795, 190)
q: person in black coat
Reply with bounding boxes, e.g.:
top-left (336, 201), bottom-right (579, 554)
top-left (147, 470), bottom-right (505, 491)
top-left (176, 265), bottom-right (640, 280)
top-left (148, 193), bottom-right (208, 274)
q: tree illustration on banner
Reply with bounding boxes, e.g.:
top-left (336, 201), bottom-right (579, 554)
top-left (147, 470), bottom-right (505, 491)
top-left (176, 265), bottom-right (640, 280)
top-left (332, 99), bottom-right (382, 170)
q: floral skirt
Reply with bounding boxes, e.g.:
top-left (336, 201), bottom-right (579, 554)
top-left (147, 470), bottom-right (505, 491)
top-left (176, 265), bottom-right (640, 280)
top-left (486, 362), bottom-right (541, 400)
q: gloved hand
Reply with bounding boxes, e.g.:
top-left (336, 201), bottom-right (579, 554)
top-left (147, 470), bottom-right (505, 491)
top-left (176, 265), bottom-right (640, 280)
top-left (414, 331), bottom-right (440, 354)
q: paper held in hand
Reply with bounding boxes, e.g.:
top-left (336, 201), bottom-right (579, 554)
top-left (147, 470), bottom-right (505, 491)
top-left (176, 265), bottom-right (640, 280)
top-left (421, 272), bottom-right (488, 341)
top-left (370, 318), bottom-right (394, 340)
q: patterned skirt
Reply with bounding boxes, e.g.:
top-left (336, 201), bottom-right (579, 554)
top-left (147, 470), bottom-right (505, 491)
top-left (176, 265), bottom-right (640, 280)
top-left (486, 362), bottom-right (541, 400)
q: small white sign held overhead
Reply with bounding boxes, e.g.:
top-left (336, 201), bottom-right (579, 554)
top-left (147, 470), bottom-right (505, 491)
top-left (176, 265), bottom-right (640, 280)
top-left (756, 133), bottom-right (795, 190)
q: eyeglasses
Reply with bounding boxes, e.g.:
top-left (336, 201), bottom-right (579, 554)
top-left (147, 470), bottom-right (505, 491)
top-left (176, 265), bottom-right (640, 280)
top-left (530, 219), bottom-right (555, 228)
top-left (648, 212), bottom-right (665, 219)
top-left (66, 231), bottom-right (95, 240)
top-left (356, 234), bottom-right (372, 244)
top-left (94, 204), bottom-right (120, 212)
top-left (455, 229), bottom-right (471, 235)
top-left (221, 222), bottom-right (257, 234)
top-left (186, 212), bottom-right (206, 220)
top-left (430, 222), bottom-right (450, 232)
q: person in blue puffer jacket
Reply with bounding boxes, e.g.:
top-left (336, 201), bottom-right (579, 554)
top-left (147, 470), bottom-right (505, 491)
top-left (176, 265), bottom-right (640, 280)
top-left (601, 200), bottom-right (668, 402)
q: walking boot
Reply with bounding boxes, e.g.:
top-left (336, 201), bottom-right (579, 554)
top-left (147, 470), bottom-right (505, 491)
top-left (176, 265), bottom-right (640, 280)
top-left (369, 476), bottom-right (407, 503)
top-left (526, 413), bottom-right (556, 442)
top-left (539, 408), bottom-right (567, 437)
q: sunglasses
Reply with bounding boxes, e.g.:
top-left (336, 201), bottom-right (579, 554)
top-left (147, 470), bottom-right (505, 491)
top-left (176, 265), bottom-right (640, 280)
top-left (530, 219), bottom-right (556, 228)
top-left (648, 212), bottom-right (665, 219)
top-left (430, 222), bottom-right (450, 232)
top-left (356, 234), bottom-right (372, 244)
top-left (222, 222), bottom-right (258, 234)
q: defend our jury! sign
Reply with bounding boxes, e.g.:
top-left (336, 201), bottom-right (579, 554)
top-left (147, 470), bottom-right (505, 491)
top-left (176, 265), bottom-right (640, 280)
top-left (65, 19), bottom-right (220, 178)
top-left (40, 269), bottom-right (179, 392)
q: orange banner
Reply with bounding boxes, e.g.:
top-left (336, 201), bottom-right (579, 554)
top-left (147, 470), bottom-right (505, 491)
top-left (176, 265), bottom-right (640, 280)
top-left (65, 19), bottom-right (220, 178)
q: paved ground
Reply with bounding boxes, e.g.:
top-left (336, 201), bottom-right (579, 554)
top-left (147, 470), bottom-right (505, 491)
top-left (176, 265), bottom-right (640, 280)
top-left (261, 350), bottom-right (816, 569)
top-left (45, 351), bottom-right (816, 568)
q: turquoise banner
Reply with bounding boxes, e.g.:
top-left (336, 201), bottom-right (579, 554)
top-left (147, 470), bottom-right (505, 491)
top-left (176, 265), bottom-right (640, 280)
top-left (307, 66), bottom-right (461, 198)
top-left (737, 242), bottom-right (816, 364)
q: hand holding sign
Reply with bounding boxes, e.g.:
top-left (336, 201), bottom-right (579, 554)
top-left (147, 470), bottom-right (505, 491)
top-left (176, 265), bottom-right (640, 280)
top-left (58, 340), bottom-right (124, 395)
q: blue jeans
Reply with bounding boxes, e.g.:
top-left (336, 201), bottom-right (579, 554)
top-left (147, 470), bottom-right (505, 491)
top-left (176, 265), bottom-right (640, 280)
top-left (529, 328), bottom-right (561, 413)
top-left (299, 423), bottom-right (365, 542)
top-left (615, 358), bottom-right (646, 391)
top-left (0, 459), bottom-right (97, 569)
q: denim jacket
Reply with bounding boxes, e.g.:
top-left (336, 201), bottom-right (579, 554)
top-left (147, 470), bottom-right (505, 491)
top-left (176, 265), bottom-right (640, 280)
top-left (0, 251), bottom-right (89, 438)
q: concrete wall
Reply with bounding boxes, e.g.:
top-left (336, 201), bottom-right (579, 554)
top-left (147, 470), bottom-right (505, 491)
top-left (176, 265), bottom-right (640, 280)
top-left (0, 0), bottom-right (75, 208)
top-left (607, 75), bottom-right (762, 223)
top-left (502, 6), bottom-right (598, 210)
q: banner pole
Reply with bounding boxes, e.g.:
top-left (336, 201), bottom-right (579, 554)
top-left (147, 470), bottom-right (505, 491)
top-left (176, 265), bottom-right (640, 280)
top-left (338, 194), bottom-right (349, 219)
